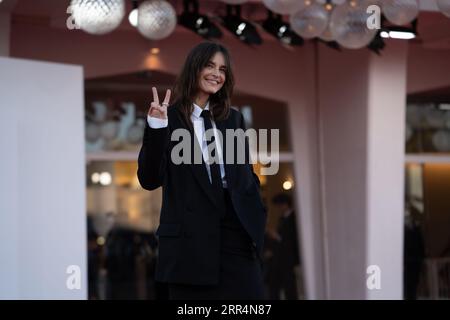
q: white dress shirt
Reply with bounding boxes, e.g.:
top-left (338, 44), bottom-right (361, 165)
top-left (147, 102), bottom-right (227, 187)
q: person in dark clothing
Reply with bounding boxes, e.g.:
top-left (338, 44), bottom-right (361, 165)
top-left (137, 42), bottom-right (267, 299)
top-left (265, 193), bottom-right (301, 300)
top-left (403, 202), bottom-right (425, 300)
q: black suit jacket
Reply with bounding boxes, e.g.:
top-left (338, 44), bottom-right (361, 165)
top-left (137, 103), bottom-right (267, 285)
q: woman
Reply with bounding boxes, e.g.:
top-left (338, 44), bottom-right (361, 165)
top-left (137, 41), bottom-right (267, 300)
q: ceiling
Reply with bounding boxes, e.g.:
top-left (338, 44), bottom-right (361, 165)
top-left (3, 0), bottom-right (450, 49)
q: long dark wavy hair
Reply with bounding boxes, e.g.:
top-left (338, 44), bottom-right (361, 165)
top-left (173, 41), bottom-right (235, 129)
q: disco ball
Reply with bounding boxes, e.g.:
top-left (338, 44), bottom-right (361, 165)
top-left (437, 0), bottom-right (450, 18)
top-left (319, 7), bottom-right (335, 42)
top-left (330, 1), bottom-right (378, 49)
top-left (382, 0), bottom-right (419, 25)
top-left (70, 0), bottom-right (125, 35)
top-left (137, 0), bottom-right (177, 40)
top-left (290, 3), bottom-right (329, 39)
top-left (262, 0), bottom-right (306, 15)
top-left (320, 22), bottom-right (335, 42)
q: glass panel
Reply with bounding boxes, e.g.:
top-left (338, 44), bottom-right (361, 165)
top-left (257, 162), bottom-right (304, 300)
top-left (406, 103), bottom-right (450, 153)
top-left (86, 160), bottom-right (162, 300)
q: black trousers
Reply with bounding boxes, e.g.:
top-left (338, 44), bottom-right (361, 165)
top-left (168, 188), bottom-right (266, 300)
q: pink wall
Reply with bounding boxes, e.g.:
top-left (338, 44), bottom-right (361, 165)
top-left (10, 22), bottom-right (306, 96)
top-left (0, 12), bottom-right (11, 55)
top-left (407, 43), bottom-right (450, 93)
top-left (11, 22), bottom-right (450, 95)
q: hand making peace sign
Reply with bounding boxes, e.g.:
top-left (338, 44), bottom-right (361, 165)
top-left (148, 86), bottom-right (171, 120)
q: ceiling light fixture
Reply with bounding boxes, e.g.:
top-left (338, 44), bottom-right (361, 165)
top-left (380, 30), bottom-right (416, 39)
top-left (380, 18), bottom-right (417, 40)
top-left (262, 10), bottom-right (303, 46)
top-left (179, 0), bottom-right (222, 39)
top-left (222, 4), bottom-right (262, 45)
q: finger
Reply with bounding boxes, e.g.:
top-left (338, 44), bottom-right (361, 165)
top-left (152, 87), bottom-right (159, 105)
top-left (156, 106), bottom-right (166, 114)
top-left (163, 89), bottom-right (171, 105)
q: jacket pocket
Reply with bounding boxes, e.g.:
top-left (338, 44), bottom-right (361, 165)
top-left (156, 223), bottom-right (181, 237)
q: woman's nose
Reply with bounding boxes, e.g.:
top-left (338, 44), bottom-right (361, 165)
top-left (212, 68), bottom-right (220, 77)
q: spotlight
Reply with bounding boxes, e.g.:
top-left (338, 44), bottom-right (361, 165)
top-left (129, 0), bottom-right (138, 27)
top-left (380, 17), bottom-right (417, 40)
top-left (222, 5), bottom-right (262, 45)
top-left (179, 0), bottom-right (222, 39)
top-left (262, 10), bottom-right (303, 46)
top-left (380, 29), bottom-right (416, 40)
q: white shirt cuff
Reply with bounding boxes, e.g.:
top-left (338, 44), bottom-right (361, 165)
top-left (147, 115), bottom-right (168, 129)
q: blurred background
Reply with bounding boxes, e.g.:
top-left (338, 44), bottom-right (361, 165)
top-left (1, 0), bottom-right (450, 300)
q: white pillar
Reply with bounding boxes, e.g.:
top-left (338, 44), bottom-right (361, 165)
top-left (316, 41), bottom-right (408, 299)
top-left (284, 43), bottom-right (328, 300)
top-left (0, 57), bottom-right (87, 299)
top-left (366, 41), bottom-right (408, 299)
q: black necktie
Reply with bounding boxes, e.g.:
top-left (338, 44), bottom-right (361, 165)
top-left (200, 109), bottom-right (223, 191)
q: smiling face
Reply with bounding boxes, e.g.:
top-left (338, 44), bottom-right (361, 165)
top-left (197, 52), bottom-right (226, 98)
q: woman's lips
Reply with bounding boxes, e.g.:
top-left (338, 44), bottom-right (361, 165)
top-left (205, 79), bottom-right (219, 86)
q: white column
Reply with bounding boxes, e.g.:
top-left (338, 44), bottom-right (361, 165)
top-left (0, 57), bottom-right (86, 299)
top-left (286, 43), bottom-right (327, 300)
top-left (366, 41), bottom-right (408, 299)
top-left (316, 41), bottom-right (408, 299)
